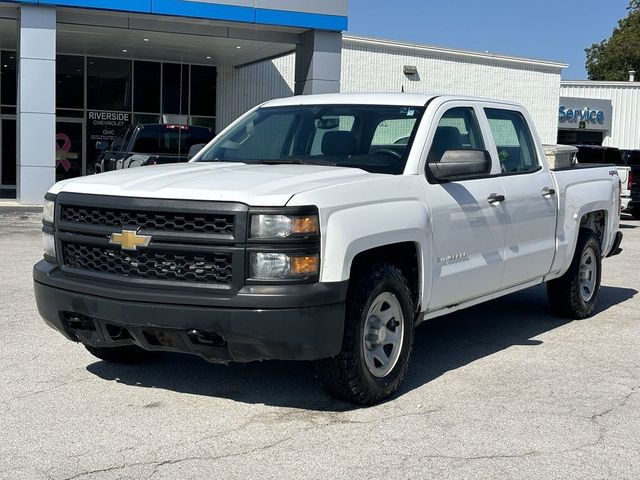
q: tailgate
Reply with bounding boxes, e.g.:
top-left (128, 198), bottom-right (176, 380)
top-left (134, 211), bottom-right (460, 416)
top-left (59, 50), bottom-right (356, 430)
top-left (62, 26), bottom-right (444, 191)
top-left (618, 166), bottom-right (631, 195)
top-left (616, 167), bottom-right (631, 190)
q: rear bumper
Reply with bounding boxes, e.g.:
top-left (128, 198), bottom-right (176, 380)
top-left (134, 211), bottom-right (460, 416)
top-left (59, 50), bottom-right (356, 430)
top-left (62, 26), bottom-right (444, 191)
top-left (34, 261), bottom-right (346, 363)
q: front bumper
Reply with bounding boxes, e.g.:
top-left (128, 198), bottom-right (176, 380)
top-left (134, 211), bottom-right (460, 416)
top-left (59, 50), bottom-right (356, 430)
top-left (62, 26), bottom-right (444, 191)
top-left (34, 260), bottom-right (346, 363)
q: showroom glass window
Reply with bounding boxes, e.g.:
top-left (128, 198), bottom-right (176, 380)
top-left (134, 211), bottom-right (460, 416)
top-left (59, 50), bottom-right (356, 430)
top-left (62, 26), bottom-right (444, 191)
top-left (190, 65), bottom-right (216, 117)
top-left (134, 61), bottom-right (161, 114)
top-left (162, 63), bottom-right (189, 115)
top-left (57, 55), bottom-right (84, 110)
top-left (1, 51), bottom-right (17, 107)
top-left (87, 57), bottom-right (132, 111)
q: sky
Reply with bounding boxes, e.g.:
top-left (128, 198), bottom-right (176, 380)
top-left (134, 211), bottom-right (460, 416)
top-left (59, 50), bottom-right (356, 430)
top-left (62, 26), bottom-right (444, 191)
top-left (348, 0), bottom-right (630, 79)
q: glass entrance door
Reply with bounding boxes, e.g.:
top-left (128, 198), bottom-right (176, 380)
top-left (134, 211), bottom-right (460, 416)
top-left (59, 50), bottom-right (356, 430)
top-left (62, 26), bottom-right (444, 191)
top-left (0, 117), bottom-right (16, 195)
top-left (56, 119), bottom-right (85, 181)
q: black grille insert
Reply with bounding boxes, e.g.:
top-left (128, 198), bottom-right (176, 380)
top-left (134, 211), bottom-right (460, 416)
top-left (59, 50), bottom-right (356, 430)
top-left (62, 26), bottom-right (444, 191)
top-left (63, 243), bottom-right (233, 285)
top-left (61, 205), bottom-right (235, 236)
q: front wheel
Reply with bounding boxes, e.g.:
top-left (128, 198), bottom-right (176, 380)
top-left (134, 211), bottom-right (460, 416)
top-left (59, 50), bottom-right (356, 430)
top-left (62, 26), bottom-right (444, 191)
top-left (547, 230), bottom-right (602, 319)
top-left (315, 263), bottom-right (415, 405)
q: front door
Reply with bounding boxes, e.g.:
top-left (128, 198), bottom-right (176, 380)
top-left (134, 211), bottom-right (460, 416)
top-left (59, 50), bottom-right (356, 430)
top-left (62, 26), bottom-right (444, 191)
top-left (483, 107), bottom-right (557, 287)
top-left (423, 104), bottom-right (507, 310)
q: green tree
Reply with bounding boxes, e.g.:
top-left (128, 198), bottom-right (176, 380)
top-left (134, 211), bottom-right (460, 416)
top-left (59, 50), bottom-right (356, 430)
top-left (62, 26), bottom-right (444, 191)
top-left (585, 0), bottom-right (640, 80)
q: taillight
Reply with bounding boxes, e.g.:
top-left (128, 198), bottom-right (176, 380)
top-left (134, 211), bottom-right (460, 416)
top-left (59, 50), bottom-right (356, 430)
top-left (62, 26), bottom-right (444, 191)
top-left (629, 170), bottom-right (634, 190)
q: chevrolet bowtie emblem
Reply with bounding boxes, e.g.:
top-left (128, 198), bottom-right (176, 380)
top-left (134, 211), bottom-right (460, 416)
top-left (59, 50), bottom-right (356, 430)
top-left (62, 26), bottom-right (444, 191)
top-left (109, 228), bottom-right (151, 251)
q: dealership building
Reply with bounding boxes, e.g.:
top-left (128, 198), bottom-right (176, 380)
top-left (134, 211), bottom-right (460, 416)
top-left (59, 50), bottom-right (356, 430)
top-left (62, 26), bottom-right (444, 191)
top-left (559, 80), bottom-right (640, 149)
top-left (2, 0), bottom-right (631, 204)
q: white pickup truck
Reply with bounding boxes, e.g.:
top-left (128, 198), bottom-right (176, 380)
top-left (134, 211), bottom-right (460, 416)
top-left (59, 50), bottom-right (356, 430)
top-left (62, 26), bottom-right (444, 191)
top-left (34, 93), bottom-right (623, 404)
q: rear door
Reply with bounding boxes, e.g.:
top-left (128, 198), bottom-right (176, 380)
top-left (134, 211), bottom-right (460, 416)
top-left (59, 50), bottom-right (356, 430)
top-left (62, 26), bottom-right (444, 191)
top-left (421, 103), bottom-right (507, 310)
top-left (482, 106), bottom-right (558, 288)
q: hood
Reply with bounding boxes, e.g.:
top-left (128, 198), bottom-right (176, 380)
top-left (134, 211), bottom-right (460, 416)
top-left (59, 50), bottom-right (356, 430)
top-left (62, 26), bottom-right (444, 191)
top-left (50, 162), bottom-right (374, 206)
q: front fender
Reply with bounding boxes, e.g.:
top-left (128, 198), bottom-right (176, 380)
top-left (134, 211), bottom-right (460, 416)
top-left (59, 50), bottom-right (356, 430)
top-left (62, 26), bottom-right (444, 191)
top-left (320, 200), bottom-right (431, 307)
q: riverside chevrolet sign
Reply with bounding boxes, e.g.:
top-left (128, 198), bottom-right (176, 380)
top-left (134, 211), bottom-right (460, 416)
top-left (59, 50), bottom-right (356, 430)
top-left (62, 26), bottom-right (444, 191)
top-left (558, 97), bottom-right (612, 131)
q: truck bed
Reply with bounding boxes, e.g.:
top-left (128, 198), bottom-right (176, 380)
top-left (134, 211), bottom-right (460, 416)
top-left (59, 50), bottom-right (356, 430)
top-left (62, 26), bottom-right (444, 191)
top-left (549, 164), bottom-right (620, 277)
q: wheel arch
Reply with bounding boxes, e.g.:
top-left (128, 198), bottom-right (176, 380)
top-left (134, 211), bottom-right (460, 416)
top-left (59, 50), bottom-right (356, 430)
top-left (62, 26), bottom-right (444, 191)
top-left (349, 242), bottom-right (423, 314)
top-left (579, 209), bottom-right (607, 248)
top-left (319, 201), bottom-right (431, 312)
top-left (548, 207), bottom-right (609, 281)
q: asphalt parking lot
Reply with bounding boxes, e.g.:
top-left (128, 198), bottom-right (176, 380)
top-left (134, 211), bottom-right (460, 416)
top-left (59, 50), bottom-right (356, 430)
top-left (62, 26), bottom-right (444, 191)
top-left (1, 208), bottom-right (639, 480)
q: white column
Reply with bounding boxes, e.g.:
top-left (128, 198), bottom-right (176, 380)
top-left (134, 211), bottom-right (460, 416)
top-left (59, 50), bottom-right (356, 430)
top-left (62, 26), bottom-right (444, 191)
top-left (17, 5), bottom-right (56, 205)
top-left (295, 30), bottom-right (342, 95)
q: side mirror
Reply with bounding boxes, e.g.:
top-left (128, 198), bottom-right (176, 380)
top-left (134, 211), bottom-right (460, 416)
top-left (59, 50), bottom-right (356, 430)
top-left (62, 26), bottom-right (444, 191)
top-left (428, 149), bottom-right (492, 181)
top-left (187, 143), bottom-right (206, 160)
top-left (95, 140), bottom-right (110, 151)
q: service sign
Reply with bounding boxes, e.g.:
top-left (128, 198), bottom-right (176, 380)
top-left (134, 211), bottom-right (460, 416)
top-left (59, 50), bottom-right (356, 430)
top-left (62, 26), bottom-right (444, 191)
top-left (558, 97), bottom-right (612, 131)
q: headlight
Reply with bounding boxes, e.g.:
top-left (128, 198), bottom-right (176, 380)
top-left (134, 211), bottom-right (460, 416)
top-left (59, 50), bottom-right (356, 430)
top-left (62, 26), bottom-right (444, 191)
top-left (250, 214), bottom-right (319, 239)
top-left (43, 233), bottom-right (56, 258)
top-left (43, 198), bottom-right (55, 224)
top-left (250, 252), bottom-right (319, 279)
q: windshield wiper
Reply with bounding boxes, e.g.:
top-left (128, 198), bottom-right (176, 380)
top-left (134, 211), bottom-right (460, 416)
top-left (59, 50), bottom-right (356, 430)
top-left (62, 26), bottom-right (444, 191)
top-left (256, 158), bottom-right (337, 166)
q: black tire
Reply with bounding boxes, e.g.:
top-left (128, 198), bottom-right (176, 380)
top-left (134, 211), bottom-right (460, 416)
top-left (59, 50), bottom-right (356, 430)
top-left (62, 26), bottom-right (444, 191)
top-left (315, 263), bottom-right (415, 405)
top-left (85, 345), bottom-right (160, 364)
top-left (632, 210), bottom-right (640, 220)
top-left (547, 230), bottom-right (602, 319)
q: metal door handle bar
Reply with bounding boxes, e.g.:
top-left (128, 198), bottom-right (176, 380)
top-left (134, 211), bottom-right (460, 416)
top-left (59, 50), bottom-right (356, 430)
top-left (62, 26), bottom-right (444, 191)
top-left (487, 193), bottom-right (505, 204)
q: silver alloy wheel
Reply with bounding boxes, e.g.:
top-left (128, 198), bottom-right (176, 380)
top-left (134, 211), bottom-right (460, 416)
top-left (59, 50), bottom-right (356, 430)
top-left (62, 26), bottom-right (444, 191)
top-left (362, 292), bottom-right (404, 378)
top-left (579, 246), bottom-right (598, 302)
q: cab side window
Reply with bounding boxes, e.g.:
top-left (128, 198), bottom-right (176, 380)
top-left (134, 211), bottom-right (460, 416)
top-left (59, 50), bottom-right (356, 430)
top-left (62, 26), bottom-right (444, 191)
top-left (485, 108), bottom-right (539, 174)
top-left (427, 107), bottom-right (484, 164)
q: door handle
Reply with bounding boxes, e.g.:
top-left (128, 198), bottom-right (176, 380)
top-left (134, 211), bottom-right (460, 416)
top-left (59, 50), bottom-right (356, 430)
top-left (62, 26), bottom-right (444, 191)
top-left (487, 193), bottom-right (505, 204)
top-left (541, 187), bottom-right (556, 197)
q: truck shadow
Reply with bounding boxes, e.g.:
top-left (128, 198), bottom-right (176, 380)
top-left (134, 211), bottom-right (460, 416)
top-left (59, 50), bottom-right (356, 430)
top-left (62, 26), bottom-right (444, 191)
top-left (86, 284), bottom-right (636, 411)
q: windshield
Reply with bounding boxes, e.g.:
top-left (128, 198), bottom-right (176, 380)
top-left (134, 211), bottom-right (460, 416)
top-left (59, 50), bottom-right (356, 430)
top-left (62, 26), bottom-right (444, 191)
top-left (196, 105), bottom-right (425, 174)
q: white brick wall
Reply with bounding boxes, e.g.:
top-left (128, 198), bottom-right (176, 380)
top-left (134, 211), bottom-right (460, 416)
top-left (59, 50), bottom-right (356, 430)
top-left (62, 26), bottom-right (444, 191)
top-left (341, 39), bottom-right (562, 144)
top-left (217, 36), bottom-right (564, 144)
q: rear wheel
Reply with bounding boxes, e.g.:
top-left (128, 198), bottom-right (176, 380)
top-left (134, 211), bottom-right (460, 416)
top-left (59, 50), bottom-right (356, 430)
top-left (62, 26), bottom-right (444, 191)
top-left (547, 230), bottom-right (602, 319)
top-left (85, 345), bottom-right (160, 364)
top-left (315, 263), bottom-right (415, 405)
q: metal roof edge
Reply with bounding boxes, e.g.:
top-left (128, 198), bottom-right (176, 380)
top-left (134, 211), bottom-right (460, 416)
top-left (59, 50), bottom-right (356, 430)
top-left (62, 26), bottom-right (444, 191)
top-left (342, 34), bottom-right (568, 71)
top-left (561, 80), bottom-right (640, 88)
